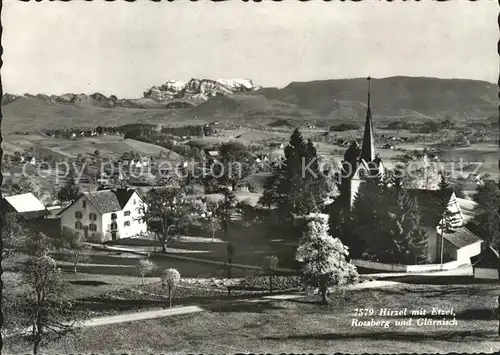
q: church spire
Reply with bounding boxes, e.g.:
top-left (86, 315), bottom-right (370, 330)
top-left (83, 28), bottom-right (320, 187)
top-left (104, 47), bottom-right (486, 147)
top-left (360, 76), bottom-right (375, 162)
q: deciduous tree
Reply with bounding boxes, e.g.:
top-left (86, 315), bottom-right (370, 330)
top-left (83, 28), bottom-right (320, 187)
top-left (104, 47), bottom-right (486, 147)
top-left (161, 268), bottom-right (181, 307)
top-left (137, 258), bottom-right (157, 286)
top-left (296, 214), bottom-right (358, 305)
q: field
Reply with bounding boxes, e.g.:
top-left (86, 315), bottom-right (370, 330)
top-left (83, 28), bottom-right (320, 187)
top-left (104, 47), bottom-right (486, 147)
top-left (2, 133), bottom-right (182, 160)
top-left (4, 282), bottom-right (499, 354)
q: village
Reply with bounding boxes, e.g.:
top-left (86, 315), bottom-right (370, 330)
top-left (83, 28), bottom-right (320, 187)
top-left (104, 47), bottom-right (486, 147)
top-left (2, 79), bottom-right (500, 354)
top-left (2, 1), bottom-right (500, 353)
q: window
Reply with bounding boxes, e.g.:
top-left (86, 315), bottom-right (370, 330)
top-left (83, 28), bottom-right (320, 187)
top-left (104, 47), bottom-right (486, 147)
top-left (133, 199), bottom-right (137, 205)
top-left (111, 213), bottom-right (117, 220)
top-left (89, 223), bottom-right (97, 232)
top-left (75, 211), bottom-right (83, 219)
top-left (124, 221), bottom-right (130, 227)
top-left (110, 222), bottom-right (118, 230)
top-left (75, 221), bottom-right (83, 230)
top-left (89, 212), bottom-right (97, 221)
top-left (82, 200), bottom-right (87, 208)
top-left (124, 211), bottom-right (131, 217)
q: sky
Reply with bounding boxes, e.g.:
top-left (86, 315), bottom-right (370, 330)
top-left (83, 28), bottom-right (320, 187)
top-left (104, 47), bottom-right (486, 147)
top-left (2, 1), bottom-right (498, 98)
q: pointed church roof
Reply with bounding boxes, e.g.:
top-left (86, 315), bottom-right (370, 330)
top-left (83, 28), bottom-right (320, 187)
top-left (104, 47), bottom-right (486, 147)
top-left (360, 77), bottom-right (375, 163)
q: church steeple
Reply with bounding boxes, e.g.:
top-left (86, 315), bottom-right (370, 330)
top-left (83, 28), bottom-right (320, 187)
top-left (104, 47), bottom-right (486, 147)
top-left (360, 76), bottom-right (375, 163)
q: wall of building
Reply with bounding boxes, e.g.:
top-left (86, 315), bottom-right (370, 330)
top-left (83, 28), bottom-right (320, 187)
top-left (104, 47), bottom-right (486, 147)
top-left (60, 195), bottom-right (103, 242)
top-left (474, 267), bottom-right (499, 280)
top-left (456, 241), bottom-right (482, 263)
top-left (120, 192), bottom-right (148, 239)
top-left (425, 227), bottom-right (439, 263)
top-left (101, 212), bottom-right (115, 242)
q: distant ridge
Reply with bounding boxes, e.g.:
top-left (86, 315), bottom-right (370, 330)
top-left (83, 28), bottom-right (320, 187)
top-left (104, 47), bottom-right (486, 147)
top-left (2, 76), bottom-right (497, 133)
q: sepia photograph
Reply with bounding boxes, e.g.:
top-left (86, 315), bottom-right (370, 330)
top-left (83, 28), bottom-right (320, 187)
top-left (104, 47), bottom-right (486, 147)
top-left (0, 1), bottom-right (499, 354)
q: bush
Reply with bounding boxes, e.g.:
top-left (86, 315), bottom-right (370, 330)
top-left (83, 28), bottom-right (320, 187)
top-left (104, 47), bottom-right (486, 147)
top-left (238, 276), bottom-right (303, 291)
top-left (329, 123), bottom-right (360, 132)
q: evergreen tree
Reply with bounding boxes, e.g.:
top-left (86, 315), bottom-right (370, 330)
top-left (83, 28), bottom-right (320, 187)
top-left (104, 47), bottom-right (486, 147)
top-left (470, 181), bottom-right (500, 249)
top-left (438, 173), bottom-right (452, 194)
top-left (349, 176), bottom-right (389, 259)
top-left (389, 187), bottom-right (429, 264)
top-left (260, 129), bottom-right (328, 221)
top-left (57, 167), bottom-right (81, 203)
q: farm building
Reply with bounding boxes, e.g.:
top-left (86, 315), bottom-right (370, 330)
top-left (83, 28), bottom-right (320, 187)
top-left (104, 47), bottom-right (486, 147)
top-left (441, 227), bottom-right (483, 264)
top-left (471, 246), bottom-right (499, 280)
top-left (57, 188), bottom-right (148, 242)
top-left (3, 193), bottom-right (49, 220)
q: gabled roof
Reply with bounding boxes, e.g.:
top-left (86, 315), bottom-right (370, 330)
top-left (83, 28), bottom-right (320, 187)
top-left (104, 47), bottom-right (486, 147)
top-left (83, 190), bottom-right (122, 214)
top-left (4, 193), bottom-right (47, 214)
top-left (114, 188), bottom-right (136, 209)
top-left (57, 189), bottom-right (138, 216)
top-left (443, 226), bottom-right (482, 248)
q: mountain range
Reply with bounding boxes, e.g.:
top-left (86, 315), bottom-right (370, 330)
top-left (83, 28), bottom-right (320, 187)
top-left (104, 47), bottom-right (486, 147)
top-left (2, 76), bottom-right (498, 133)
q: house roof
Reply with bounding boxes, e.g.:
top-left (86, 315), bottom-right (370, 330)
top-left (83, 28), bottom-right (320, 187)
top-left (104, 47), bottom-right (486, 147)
top-left (84, 190), bottom-right (123, 214)
top-left (114, 188), bottom-right (135, 209)
top-left (443, 226), bottom-right (483, 248)
top-left (4, 193), bottom-right (46, 213)
top-left (58, 188), bottom-right (138, 216)
top-left (405, 189), bottom-right (453, 227)
top-left (471, 245), bottom-right (499, 269)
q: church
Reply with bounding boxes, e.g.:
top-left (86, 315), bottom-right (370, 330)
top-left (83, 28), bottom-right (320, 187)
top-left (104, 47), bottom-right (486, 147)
top-left (335, 78), bottom-right (483, 265)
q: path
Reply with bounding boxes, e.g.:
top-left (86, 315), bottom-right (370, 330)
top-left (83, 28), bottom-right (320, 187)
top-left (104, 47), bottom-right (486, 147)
top-left (77, 305), bottom-right (205, 328)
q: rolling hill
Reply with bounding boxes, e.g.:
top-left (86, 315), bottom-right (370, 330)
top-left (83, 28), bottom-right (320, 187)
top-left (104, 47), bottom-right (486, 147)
top-left (1, 76), bottom-right (497, 134)
top-left (254, 76), bottom-right (497, 118)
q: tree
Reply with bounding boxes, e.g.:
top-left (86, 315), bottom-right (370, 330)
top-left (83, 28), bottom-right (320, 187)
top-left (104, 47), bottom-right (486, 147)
top-left (403, 154), bottom-right (440, 190)
top-left (57, 167), bottom-right (81, 203)
top-left (140, 187), bottom-right (197, 253)
top-left (215, 188), bottom-right (238, 242)
top-left (137, 258), bottom-right (157, 286)
top-left (161, 268), bottom-right (181, 307)
top-left (470, 181), bottom-right (500, 250)
top-left (197, 198), bottom-right (222, 242)
top-left (1, 211), bottom-right (25, 257)
top-left (56, 231), bottom-right (91, 274)
top-left (436, 182), bottom-right (461, 264)
top-left (295, 214), bottom-right (358, 305)
top-left (260, 129), bottom-right (328, 221)
top-left (9, 176), bottom-right (42, 199)
top-left (207, 141), bottom-right (256, 193)
top-left (14, 255), bottom-right (77, 355)
top-left (386, 188), bottom-right (429, 264)
top-left (262, 256), bottom-right (279, 293)
top-left (349, 177), bottom-right (389, 259)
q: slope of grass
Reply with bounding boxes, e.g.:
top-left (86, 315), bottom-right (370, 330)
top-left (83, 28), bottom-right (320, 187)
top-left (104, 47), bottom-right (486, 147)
top-left (5, 283), bottom-right (499, 354)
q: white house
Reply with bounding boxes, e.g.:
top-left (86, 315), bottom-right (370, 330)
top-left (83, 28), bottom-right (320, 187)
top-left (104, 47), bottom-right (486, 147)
top-left (57, 188), bottom-right (148, 243)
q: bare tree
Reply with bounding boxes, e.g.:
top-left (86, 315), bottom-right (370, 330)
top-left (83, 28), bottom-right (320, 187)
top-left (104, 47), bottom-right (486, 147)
top-left (161, 268), bottom-right (181, 307)
top-left (57, 231), bottom-right (92, 274)
top-left (262, 256), bottom-right (279, 293)
top-left (137, 258), bottom-right (157, 286)
top-left (18, 256), bottom-right (77, 355)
